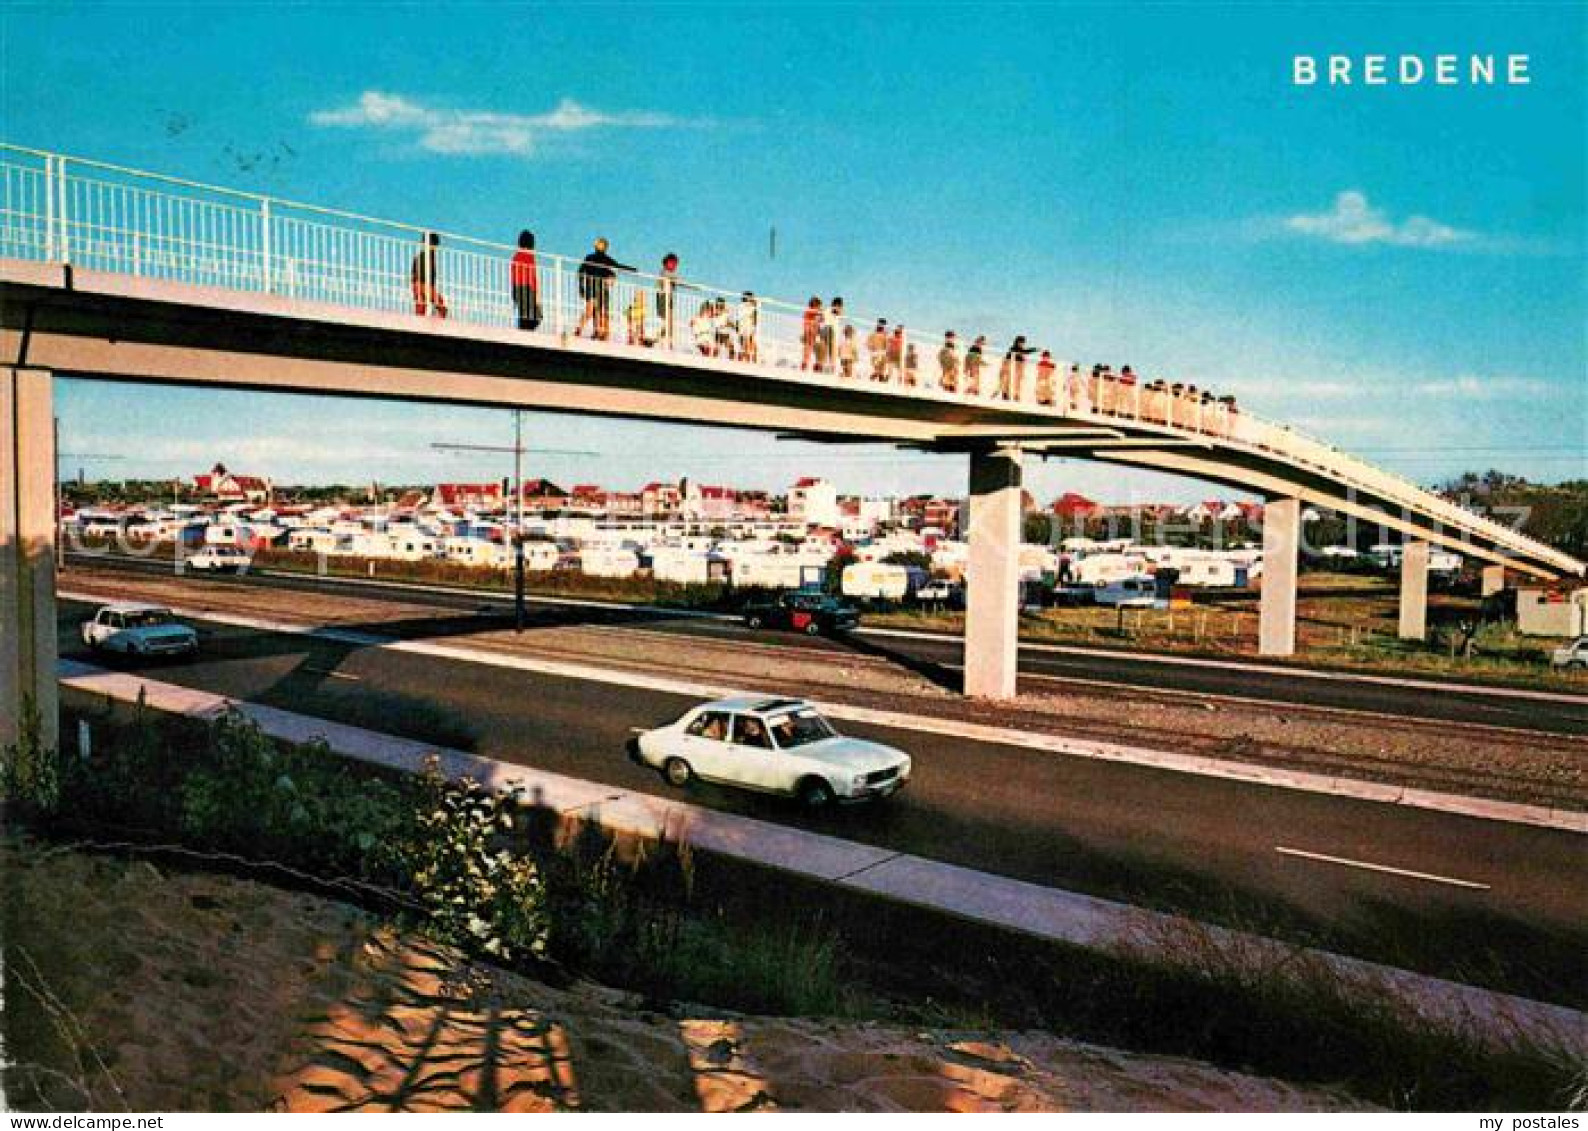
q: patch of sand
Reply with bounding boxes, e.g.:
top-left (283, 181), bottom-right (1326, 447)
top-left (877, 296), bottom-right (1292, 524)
top-left (1, 838), bottom-right (1369, 1112)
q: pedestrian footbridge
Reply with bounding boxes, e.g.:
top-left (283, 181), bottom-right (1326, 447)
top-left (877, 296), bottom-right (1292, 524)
top-left (1, 143), bottom-right (1579, 745)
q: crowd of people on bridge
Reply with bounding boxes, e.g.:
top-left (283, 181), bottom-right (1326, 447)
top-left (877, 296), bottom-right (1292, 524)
top-left (407, 230), bottom-right (1241, 435)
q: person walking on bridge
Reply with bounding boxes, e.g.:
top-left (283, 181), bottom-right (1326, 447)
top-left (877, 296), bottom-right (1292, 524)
top-left (998, 335), bottom-right (1034, 400)
top-left (1115, 365), bottom-right (1139, 417)
top-left (838, 323), bottom-right (858, 378)
top-left (576, 237), bottom-right (631, 341)
top-left (801, 298), bottom-right (822, 370)
top-left (938, 331), bottom-right (960, 392)
top-left (737, 292), bottom-right (760, 362)
top-left (410, 232), bottom-right (448, 318)
top-left (1035, 350), bottom-right (1056, 405)
top-left (691, 301), bottom-right (716, 355)
top-left (964, 335), bottom-right (986, 394)
top-left (509, 230), bottom-right (539, 331)
top-left (655, 253), bottom-right (681, 347)
top-left (1066, 363), bottom-right (1087, 413)
top-left (820, 298), bottom-right (844, 374)
top-left (867, 319), bottom-right (890, 382)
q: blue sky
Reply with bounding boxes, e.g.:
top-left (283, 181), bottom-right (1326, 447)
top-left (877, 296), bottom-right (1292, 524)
top-left (4, 1), bottom-right (1583, 501)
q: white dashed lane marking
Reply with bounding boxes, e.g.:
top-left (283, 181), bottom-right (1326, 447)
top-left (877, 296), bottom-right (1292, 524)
top-left (1275, 845), bottom-right (1491, 890)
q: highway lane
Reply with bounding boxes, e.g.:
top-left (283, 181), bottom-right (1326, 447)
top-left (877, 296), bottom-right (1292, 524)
top-left (55, 597), bottom-right (1588, 989)
top-left (64, 552), bottom-right (1588, 736)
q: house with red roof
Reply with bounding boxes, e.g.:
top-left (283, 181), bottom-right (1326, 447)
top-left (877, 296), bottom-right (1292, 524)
top-left (194, 463), bottom-right (272, 504)
top-left (1051, 492), bottom-right (1105, 521)
top-left (685, 483), bottom-right (739, 521)
top-left (520, 478), bottom-right (570, 511)
top-left (642, 481), bottom-right (683, 516)
top-left (432, 482), bottom-right (504, 510)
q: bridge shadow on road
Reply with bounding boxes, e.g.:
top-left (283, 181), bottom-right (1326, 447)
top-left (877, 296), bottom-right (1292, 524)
top-left (825, 631), bottom-right (963, 694)
top-left (56, 600), bottom-right (533, 753)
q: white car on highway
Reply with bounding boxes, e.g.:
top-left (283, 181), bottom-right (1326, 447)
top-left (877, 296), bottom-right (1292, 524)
top-left (81, 602), bottom-right (199, 658)
top-left (1550, 636), bottom-right (1588, 670)
top-left (186, 544), bottom-right (252, 573)
top-left (630, 696), bottom-right (912, 808)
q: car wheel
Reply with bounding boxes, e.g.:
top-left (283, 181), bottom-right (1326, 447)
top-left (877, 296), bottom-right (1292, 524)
top-left (746, 615), bottom-right (764, 629)
top-left (798, 776), bottom-right (835, 810)
top-left (804, 620), bottom-right (822, 636)
top-left (662, 757), bottom-right (694, 788)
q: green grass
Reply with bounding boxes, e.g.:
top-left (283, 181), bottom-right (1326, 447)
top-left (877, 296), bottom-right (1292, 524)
top-left (867, 592), bottom-right (1586, 691)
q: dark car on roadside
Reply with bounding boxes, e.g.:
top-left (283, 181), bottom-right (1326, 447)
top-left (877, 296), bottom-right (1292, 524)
top-left (741, 591), bottom-right (861, 636)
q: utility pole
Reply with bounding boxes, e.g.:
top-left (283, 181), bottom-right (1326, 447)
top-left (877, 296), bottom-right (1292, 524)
top-left (432, 412), bottom-right (592, 633)
top-left (53, 415), bottom-right (126, 568)
top-left (513, 410), bottom-right (525, 631)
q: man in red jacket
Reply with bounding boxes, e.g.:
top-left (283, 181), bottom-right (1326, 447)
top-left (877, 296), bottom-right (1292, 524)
top-left (510, 229), bottom-right (539, 330)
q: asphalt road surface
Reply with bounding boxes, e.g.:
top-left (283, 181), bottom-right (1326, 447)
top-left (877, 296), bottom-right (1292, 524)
top-left (56, 594), bottom-right (1588, 981)
top-left (65, 552), bottom-right (1588, 737)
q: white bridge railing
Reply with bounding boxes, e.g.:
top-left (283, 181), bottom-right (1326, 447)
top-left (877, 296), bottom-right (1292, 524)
top-left (0, 143), bottom-right (1575, 572)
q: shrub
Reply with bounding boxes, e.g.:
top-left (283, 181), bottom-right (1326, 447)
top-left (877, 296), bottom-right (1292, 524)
top-left (402, 758), bottom-right (549, 963)
top-left (540, 830), bottom-right (850, 1016)
top-left (177, 712), bottom-right (413, 883)
top-left (1, 696), bottom-right (61, 817)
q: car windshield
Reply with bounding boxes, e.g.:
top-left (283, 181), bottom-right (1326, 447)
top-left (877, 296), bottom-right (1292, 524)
top-left (122, 610), bottom-right (173, 628)
top-left (767, 709), bottom-right (835, 749)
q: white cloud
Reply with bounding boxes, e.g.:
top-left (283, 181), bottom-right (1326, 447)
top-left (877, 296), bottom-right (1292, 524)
top-left (308, 92), bottom-right (704, 157)
top-left (1282, 190), bottom-right (1474, 250)
top-left (72, 434), bottom-right (420, 468)
top-left (1216, 376), bottom-right (1361, 400)
top-left (1405, 375), bottom-right (1555, 399)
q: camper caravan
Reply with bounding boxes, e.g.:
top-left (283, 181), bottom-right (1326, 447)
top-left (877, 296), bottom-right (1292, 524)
top-left (580, 547), bottom-right (641, 579)
top-left (1071, 552), bottom-right (1150, 587)
top-left (841, 561), bottom-right (927, 602)
top-left (445, 536), bottom-right (512, 570)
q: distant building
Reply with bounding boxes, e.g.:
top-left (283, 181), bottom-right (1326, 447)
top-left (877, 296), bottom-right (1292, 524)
top-left (520, 478), bottom-right (569, 512)
top-left (898, 494), bottom-right (962, 537)
top-left (432, 482), bottom-right (504, 510)
top-left (568, 483), bottom-right (607, 512)
top-left (736, 490), bottom-right (772, 520)
top-left (1051, 492), bottom-right (1105, 522)
top-left (857, 496), bottom-right (895, 528)
top-left (1516, 587), bottom-right (1588, 637)
top-left (789, 477), bottom-right (839, 528)
top-left (642, 481), bottom-right (683, 516)
top-left (606, 491), bottom-right (644, 517)
top-left (194, 462), bottom-right (272, 504)
top-left (684, 483), bottom-right (738, 522)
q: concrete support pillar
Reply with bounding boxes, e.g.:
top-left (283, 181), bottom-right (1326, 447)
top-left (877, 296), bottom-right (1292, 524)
top-left (1, 368), bottom-right (58, 754)
top-left (1258, 496), bottom-right (1300, 657)
top-left (1480, 564), bottom-right (1506, 598)
top-left (1398, 540), bottom-right (1430, 641)
top-left (964, 445), bottom-right (1023, 699)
